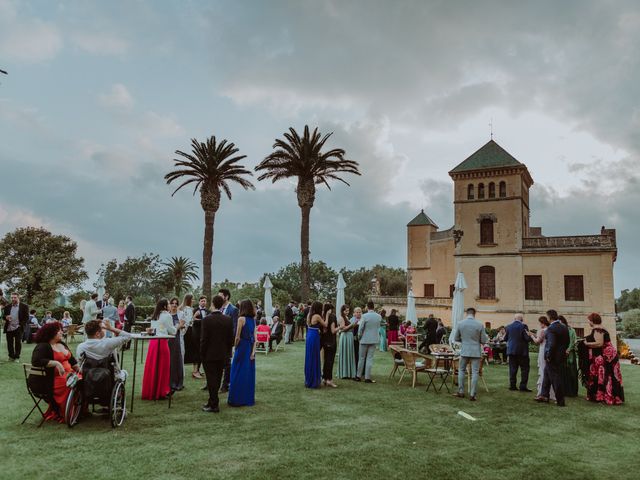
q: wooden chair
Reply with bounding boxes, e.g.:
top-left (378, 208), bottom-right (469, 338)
top-left (397, 350), bottom-right (432, 388)
top-left (452, 356), bottom-right (489, 393)
top-left (405, 333), bottom-right (420, 351)
top-left (388, 345), bottom-right (405, 379)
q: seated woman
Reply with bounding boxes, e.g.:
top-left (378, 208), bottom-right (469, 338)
top-left (256, 318), bottom-right (271, 348)
top-left (491, 326), bottom-right (508, 364)
top-left (405, 322), bottom-right (417, 349)
top-left (29, 322), bottom-right (81, 423)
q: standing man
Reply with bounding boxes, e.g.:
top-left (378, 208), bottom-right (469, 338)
top-left (96, 292), bottom-right (109, 320)
top-left (192, 296), bottom-right (210, 381)
top-left (453, 307), bottom-right (489, 401)
top-left (419, 314), bottom-right (438, 352)
top-left (3, 292), bottom-right (29, 361)
top-left (82, 293), bottom-right (101, 324)
top-left (537, 309), bottom-right (570, 407)
top-left (272, 304), bottom-right (281, 321)
top-left (504, 313), bottom-right (532, 392)
top-left (124, 295), bottom-right (136, 333)
top-left (355, 301), bottom-right (381, 383)
top-left (201, 295), bottom-right (234, 412)
top-left (284, 301), bottom-right (295, 344)
top-left (218, 288), bottom-right (238, 393)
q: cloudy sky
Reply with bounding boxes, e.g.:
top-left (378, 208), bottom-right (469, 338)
top-left (1, 0), bottom-right (638, 294)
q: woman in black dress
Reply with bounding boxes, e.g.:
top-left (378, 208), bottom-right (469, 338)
top-left (321, 303), bottom-right (339, 388)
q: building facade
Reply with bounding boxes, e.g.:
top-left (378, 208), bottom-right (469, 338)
top-left (381, 140), bottom-right (617, 334)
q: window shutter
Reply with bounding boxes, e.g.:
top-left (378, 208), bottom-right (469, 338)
top-left (564, 276), bottom-right (584, 301)
top-left (524, 275), bottom-right (543, 300)
top-left (424, 284), bottom-right (435, 298)
top-left (480, 219), bottom-right (494, 244)
top-left (479, 266), bottom-right (495, 299)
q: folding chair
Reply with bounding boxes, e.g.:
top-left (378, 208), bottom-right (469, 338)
top-left (255, 331), bottom-right (269, 355)
top-left (22, 364), bottom-right (49, 427)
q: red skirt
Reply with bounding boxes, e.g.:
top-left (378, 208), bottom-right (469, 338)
top-left (141, 339), bottom-right (171, 400)
top-left (387, 330), bottom-right (399, 345)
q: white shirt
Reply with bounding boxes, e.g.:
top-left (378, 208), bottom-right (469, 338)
top-left (77, 331), bottom-right (132, 361)
top-left (151, 311), bottom-right (177, 335)
top-left (82, 300), bottom-right (101, 323)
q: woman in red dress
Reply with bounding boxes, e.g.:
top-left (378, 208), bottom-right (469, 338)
top-left (29, 322), bottom-right (81, 422)
top-left (579, 313), bottom-right (624, 405)
top-left (141, 299), bottom-right (175, 400)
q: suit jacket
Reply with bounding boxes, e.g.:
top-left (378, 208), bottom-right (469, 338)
top-left (124, 303), bottom-right (136, 324)
top-left (424, 317), bottom-right (438, 344)
top-left (272, 308), bottom-right (281, 319)
top-left (504, 320), bottom-right (531, 356)
top-left (284, 305), bottom-right (294, 324)
top-left (358, 311), bottom-right (381, 344)
top-left (455, 317), bottom-right (489, 358)
top-left (544, 320), bottom-right (570, 365)
top-left (270, 322), bottom-right (283, 339)
top-left (200, 311), bottom-right (234, 363)
top-left (3, 302), bottom-right (29, 331)
top-left (222, 303), bottom-right (239, 335)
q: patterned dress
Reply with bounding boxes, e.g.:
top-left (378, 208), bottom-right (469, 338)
top-left (581, 328), bottom-right (624, 405)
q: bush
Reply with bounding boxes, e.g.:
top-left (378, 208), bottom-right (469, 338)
top-left (621, 309), bottom-right (640, 338)
top-left (49, 306), bottom-right (83, 324)
top-left (135, 306), bottom-right (155, 322)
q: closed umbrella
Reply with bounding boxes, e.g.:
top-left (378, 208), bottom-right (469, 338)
top-left (450, 272), bottom-right (467, 345)
top-left (263, 275), bottom-right (273, 324)
top-left (406, 290), bottom-right (418, 324)
top-left (96, 273), bottom-right (106, 299)
top-left (335, 273), bottom-right (346, 317)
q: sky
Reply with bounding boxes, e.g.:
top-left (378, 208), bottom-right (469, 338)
top-left (1, 0), bottom-right (639, 294)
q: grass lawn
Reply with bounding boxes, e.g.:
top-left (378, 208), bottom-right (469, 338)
top-left (1, 340), bottom-right (638, 480)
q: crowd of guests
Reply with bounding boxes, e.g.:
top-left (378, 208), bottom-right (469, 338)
top-left (452, 307), bottom-right (625, 406)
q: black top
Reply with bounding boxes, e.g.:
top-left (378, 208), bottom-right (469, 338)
top-left (284, 305), bottom-right (294, 324)
top-left (321, 314), bottom-right (337, 346)
top-left (28, 342), bottom-right (77, 403)
top-left (387, 314), bottom-right (400, 331)
top-left (124, 302), bottom-right (136, 324)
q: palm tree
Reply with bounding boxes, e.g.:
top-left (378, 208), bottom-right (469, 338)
top-left (165, 137), bottom-right (255, 299)
top-left (255, 125), bottom-right (360, 300)
top-left (163, 256), bottom-right (199, 297)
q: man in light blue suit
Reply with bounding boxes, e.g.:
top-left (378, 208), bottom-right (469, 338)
top-left (356, 301), bottom-right (381, 383)
top-left (453, 307), bottom-right (489, 401)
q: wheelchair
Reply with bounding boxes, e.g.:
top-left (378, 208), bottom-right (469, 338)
top-left (65, 350), bottom-right (128, 428)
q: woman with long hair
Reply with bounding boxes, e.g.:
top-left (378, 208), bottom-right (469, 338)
top-left (558, 315), bottom-right (578, 397)
top-left (530, 316), bottom-right (555, 401)
top-left (321, 303), bottom-right (339, 388)
top-left (228, 299), bottom-right (256, 407)
top-left (117, 300), bottom-right (126, 329)
top-left (178, 294), bottom-right (194, 361)
top-left (337, 305), bottom-right (356, 379)
top-left (387, 308), bottom-right (400, 346)
top-left (580, 313), bottom-right (624, 405)
top-left (378, 309), bottom-right (388, 352)
top-left (29, 322), bottom-right (81, 422)
top-left (141, 298), bottom-right (175, 400)
top-left (168, 297), bottom-right (186, 392)
top-left (305, 301), bottom-right (327, 388)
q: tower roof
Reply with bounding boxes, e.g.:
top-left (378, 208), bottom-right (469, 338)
top-left (407, 210), bottom-right (438, 228)
top-left (449, 139), bottom-right (523, 174)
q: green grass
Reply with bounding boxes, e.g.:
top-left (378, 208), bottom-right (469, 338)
top-left (1, 341), bottom-right (638, 480)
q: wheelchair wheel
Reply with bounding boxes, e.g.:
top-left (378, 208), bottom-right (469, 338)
top-left (110, 381), bottom-right (126, 428)
top-left (65, 388), bottom-right (82, 428)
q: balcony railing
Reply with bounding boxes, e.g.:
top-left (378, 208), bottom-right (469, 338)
top-left (522, 235), bottom-right (616, 250)
top-left (370, 295), bottom-right (452, 307)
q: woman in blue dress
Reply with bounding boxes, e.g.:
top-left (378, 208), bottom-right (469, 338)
top-left (305, 301), bottom-right (327, 388)
top-left (228, 299), bottom-right (256, 407)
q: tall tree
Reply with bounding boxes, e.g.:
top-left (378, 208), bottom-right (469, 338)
top-left (163, 256), bottom-right (199, 297)
top-left (256, 126), bottom-right (360, 300)
top-left (97, 253), bottom-right (165, 304)
top-left (165, 137), bottom-right (255, 299)
top-left (0, 227), bottom-right (87, 307)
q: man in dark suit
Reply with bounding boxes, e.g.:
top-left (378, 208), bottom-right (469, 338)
top-left (3, 292), bottom-right (29, 361)
top-left (537, 309), bottom-right (570, 406)
top-left (200, 295), bottom-right (234, 413)
top-left (96, 293), bottom-right (109, 320)
top-left (124, 296), bottom-right (135, 332)
top-left (504, 313), bottom-right (532, 392)
top-left (419, 314), bottom-right (438, 352)
top-left (269, 316), bottom-right (284, 351)
top-left (284, 301), bottom-right (294, 344)
top-left (272, 304), bottom-right (281, 320)
top-left (218, 288), bottom-right (238, 393)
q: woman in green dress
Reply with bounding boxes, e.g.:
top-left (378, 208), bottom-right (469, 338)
top-left (337, 305), bottom-right (356, 379)
top-left (559, 315), bottom-right (579, 397)
top-left (378, 309), bottom-right (388, 351)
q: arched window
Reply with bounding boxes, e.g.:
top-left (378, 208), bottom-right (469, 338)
top-left (480, 218), bottom-right (494, 244)
top-left (479, 266), bottom-right (496, 299)
top-left (499, 181), bottom-right (507, 197)
top-left (467, 184), bottom-right (474, 200)
top-left (488, 182), bottom-right (496, 198)
top-left (478, 183), bottom-right (485, 199)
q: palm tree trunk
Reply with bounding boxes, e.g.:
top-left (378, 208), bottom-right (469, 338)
top-left (202, 209), bottom-right (216, 300)
top-left (300, 204), bottom-right (311, 301)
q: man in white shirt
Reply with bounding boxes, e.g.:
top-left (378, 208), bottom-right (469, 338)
top-left (82, 293), bottom-right (102, 324)
top-left (77, 320), bottom-right (132, 361)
